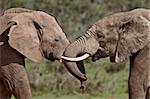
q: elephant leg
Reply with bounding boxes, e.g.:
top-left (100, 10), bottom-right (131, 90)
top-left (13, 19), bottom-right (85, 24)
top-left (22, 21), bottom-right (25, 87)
top-left (129, 48), bottom-right (149, 99)
top-left (0, 63), bottom-right (32, 99)
top-left (129, 68), bottom-right (145, 99)
top-left (0, 78), bottom-right (12, 99)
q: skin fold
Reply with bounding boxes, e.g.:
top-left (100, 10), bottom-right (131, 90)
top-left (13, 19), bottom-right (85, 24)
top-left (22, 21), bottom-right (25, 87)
top-left (0, 8), bottom-right (69, 99)
top-left (62, 8), bottom-right (150, 99)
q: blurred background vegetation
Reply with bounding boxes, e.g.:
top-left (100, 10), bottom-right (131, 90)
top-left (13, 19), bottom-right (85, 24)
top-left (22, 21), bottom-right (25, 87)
top-left (0, 0), bottom-right (149, 99)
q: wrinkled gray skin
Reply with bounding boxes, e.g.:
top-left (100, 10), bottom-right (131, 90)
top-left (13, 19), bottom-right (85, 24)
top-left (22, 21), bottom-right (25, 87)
top-left (0, 8), bottom-right (69, 99)
top-left (62, 8), bottom-right (150, 99)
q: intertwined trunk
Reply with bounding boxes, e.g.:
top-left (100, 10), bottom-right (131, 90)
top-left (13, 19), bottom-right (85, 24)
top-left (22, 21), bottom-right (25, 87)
top-left (62, 28), bottom-right (99, 81)
top-left (62, 36), bottom-right (88, 81)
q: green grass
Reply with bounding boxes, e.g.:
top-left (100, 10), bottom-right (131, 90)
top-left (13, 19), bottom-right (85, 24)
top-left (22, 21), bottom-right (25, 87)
top-left (32, 93), bottom-right (128, 99)
top-left (22, 58), bottom-right (130, 99)
top-left (11, 93), bottom-right (128, 99)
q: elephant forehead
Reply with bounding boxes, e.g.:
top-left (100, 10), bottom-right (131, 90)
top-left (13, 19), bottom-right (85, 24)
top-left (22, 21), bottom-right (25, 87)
top-left (41, 23), bottom-right (66, 41)
top-left (96, 12), bottom-right (127, 27)
top-left (96, 16), bottom-right (113, 25)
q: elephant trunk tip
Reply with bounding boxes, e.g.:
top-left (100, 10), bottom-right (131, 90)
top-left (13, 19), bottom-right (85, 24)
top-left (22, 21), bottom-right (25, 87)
top-left (80, 75), bottom-right (87, 91)
top-left (80, 74), bottom-right (87, 81)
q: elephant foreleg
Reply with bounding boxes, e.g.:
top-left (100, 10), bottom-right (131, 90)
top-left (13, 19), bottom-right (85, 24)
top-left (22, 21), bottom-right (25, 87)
top-left (129, 45), bottom-right (149, 99)
top-left (129, 67), bottom-right (145, 99)
top-left (0, 78), bottom-right (12, 99)
top-left (0, 63), bottom-right (32, 99)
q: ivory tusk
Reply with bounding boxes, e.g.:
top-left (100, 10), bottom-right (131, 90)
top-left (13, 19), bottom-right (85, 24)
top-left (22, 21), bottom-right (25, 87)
top-left (59, 59), bottom-right (62, 63)
top-left (61, 53), bottom-right (90, 62)
top-left (0, 42), bottom-right (4, 46)
top-left (99, 46), bottom-right (105, 51)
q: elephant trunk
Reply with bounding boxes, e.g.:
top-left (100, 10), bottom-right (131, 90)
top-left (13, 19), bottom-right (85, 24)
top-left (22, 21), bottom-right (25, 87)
top-left (62, 32), bottom-right (99, 82)
top-left (62, 38), bottom-right (87, 81)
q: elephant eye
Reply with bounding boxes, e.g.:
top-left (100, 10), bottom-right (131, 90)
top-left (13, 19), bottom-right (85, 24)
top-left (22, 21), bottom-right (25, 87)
top-left (54, 39), bottom-right (59, 42)
top-left (98, 34), bottom-right (104, 38)
top-left (96, 31), bottom-right (104, 39)
top-left (99, 41), bottom-right (106, 47)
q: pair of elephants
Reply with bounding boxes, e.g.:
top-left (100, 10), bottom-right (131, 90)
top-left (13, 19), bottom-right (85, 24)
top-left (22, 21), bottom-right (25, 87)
top-left (0, 8), bottom-right (149, 99)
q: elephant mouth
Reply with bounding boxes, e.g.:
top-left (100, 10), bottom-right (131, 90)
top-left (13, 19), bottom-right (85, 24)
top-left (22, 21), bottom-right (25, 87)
top-left (92, 49), bottom-right (109, 62)
top-left (47, 53), bottom-right (55, 61)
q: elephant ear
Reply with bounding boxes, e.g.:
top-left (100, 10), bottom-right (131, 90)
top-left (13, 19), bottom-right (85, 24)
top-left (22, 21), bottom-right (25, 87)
top-left (7, 13), bottom-right (44, 63)
top-left (115, 15), bottom-right (150, 63)
top-left (0, 8), bottom-right (32, 35)
top-left (4, 8), bottom-right (32, 14)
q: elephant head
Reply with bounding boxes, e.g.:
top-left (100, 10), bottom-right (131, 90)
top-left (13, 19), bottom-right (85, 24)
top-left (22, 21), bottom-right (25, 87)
top-left (61, 8), bottom-right (150, 83)
top-left (0, 8), bottom-right (69, 64)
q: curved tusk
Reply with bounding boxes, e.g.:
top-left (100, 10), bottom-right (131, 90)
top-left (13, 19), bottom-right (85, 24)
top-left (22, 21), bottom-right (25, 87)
top-left (61, 53), bottom-right (90, 62)
top-left (0, 42), bottom-right (4, 46)
top-left (99, 46), bottom-right (105, 51)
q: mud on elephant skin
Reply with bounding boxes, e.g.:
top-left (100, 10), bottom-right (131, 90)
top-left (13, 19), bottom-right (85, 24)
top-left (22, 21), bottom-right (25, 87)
top-left (0, 8), bottom-right (69, 99)
top-left (62, 8), bottom-right (150, 99)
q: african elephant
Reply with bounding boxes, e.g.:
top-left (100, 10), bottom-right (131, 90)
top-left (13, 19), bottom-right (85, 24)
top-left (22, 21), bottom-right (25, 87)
top-left (61, 8), bottom-right (150, 99)
top-left (0, 8), bottom-right (69, 99)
